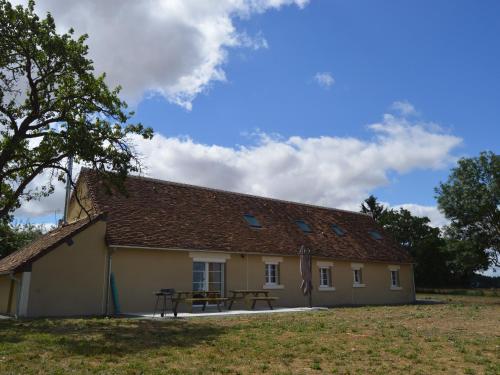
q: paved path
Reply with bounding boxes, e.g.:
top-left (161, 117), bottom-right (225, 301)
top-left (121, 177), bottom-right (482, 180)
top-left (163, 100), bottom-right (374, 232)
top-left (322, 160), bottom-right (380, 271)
top-left (130, 306), bottom-right (327, 319)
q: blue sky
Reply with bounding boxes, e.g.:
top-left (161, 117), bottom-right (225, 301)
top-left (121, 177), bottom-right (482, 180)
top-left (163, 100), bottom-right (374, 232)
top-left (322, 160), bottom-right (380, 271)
top-left (17, 0), bottom-right (499, 236)
top-left (130, 0), bottom-right (498, 205)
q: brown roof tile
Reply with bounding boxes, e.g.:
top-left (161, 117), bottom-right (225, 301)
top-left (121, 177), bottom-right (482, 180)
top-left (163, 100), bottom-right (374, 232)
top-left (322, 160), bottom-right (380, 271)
top-left (83, 170), bottom-right (412, 264)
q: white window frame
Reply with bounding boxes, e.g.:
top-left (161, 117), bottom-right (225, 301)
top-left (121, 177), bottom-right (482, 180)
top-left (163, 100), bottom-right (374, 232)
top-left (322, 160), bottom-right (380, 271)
top-left (190, 252), bottom-right (229, 301)
top-left (262, 257), bottom-right (284, 289)
top-left (351, 263), bottom-right (365, 288)
top-left (388, 265), bottom-right (402, 290)
top-left (192, 261), bottom-right (225, 298)
top-left (317, 261), bottom-right (335, 291)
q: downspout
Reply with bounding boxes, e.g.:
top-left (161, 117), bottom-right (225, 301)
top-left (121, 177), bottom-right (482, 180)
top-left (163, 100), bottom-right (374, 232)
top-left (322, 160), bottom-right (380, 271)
top-left (411, 263), bottom-right (417, 303)
top-left (104, 248), bottom-right (114, 316)
top-left (7, 272), bottom-right (19, 316)
top-left (246, 254), bottom-right (249, 290)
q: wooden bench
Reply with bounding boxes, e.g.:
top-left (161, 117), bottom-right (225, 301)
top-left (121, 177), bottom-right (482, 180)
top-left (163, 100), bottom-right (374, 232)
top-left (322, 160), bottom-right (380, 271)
top-left (248, 296), bottom-right (279, 310)
top-left (228, 290), bottom-right (275, 310)
top-left (171, 296), bottom-right (228, 317)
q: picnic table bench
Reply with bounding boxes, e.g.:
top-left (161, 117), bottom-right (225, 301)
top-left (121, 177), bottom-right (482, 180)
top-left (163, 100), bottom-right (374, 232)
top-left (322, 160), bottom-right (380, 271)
top-left (154, 289), bottom-right (278, 317)
top-left (171, 291), bottom-right (228, 317)
top-left (228, 290), bottom-right (279, 310)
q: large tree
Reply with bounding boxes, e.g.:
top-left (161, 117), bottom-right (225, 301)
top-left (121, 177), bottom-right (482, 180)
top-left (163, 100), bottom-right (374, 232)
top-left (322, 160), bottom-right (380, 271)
top-left (361, 196), bottom-right (451, 286)
top-left (379, 207), bottom-right (450, 286)
top-left (436, 151), bottom-right (500, 270)
top-left (360, 195), bottom-right (387, 221)
top-left (0, 0), bottom-right (153, 222)
top-left (0, 221), bottom-right (46, 258)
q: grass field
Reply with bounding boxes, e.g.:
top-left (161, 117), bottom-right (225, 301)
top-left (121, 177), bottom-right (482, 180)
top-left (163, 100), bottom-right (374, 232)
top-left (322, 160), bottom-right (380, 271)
top-left (0, 294), bottom-right (498, 374)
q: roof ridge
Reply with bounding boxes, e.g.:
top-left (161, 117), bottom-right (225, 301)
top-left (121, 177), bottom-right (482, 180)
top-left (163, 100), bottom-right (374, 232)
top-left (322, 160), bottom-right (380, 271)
top-left (122, 173), bottom-right (370, 218)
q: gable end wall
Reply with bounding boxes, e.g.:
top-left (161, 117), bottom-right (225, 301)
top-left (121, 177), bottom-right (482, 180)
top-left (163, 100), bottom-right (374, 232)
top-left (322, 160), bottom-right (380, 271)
top-left (27, 220), bottom-right (108, 317)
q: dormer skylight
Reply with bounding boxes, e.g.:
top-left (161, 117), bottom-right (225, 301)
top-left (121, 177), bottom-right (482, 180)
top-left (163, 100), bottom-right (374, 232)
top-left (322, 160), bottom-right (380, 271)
top-left (295, 220), bottom-right (312, 233)
top-left (369, 230), bottom-right (383, 240)
top-left (331, 224), bottom-right (346, 236)
top-left (243, 214), bottom-right (262, 228)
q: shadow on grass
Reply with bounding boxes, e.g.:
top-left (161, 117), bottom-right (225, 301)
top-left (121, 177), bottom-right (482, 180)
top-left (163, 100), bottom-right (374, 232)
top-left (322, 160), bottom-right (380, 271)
top-left (0, 318), bottom-right (226, 356)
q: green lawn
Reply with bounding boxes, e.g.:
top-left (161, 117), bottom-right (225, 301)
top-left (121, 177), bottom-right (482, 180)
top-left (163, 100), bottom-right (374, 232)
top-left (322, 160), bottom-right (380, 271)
top-left (0, 294), bottom-right (499, 374)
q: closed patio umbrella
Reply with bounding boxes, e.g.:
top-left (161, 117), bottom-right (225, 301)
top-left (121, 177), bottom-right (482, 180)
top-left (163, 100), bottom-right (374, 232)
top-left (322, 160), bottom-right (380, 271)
top-left (299, 245), bottom-right (313, 307)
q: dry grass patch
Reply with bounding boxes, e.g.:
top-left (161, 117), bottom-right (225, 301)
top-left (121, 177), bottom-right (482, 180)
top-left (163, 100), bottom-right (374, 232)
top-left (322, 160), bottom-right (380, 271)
top-left (0, 294), bottom-right (498, 374)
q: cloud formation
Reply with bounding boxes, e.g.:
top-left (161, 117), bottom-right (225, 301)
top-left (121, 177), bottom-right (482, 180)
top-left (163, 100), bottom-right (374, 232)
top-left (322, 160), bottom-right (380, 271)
top-left (393, 204), bottom-right (449, 228)
top-left (16, 103), bottom-right (461, 225)
top-left (15, 0), bottom-right (308, 109)
top-left (391, 100), bottom-right (418, 116)
top-left (15, 102), bottom-right (461, 227)
top-left (314, 72), bottom-right (335, 89)
top-left (131, 111), bottom-right (461, 210)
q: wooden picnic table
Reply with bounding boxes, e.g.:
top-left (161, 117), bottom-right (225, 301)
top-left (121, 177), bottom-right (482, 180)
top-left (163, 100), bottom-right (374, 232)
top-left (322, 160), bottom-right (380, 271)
top-left (171, 291), bottom-right (228, 317)
top-left (228, 290), bottom-right (278, 310)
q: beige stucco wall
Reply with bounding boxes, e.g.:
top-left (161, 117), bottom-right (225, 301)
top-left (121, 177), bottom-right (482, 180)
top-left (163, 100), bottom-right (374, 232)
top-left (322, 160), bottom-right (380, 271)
top-left (110, 248), bottom-right (414, 314)
top-left (27, 220), bottom-right (108, 317)
top-left (310, 260), bottom-right (414, 306)
top-left (67, 180), bottom-right (95, 222)
top-left (227, 254), bottom-right (414, 308)
top-left (111, 248), bottom-right (193, 313)
top-left (0, 274), bottom-right (19, 315)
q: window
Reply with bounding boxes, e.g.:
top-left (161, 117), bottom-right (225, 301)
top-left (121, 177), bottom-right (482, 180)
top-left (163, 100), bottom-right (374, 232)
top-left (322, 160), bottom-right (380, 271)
top-left (265, 263), bottom-right (279, 285)
top-left (388, 265), bottom-right (402, 290)
top-left (390, 270), bottom-right (400, 288)
top-left (369, 230), bottom-right (383, 240)
top-left (262, 256), bottom-right (284, 289)
top-left (331, 224), bottom-right (346, 236)
top-left (295, 220), bottom-right (312, 233)
top-left (243, 214), bottom-right (261, 228)
top-left (317, 261), bottom-right (335, 291)
top-left (351, 263), bottom-right (365, 287)
top-left (319, 267), bottom-right (331, 287)
top-left (192, 262), bottom-right (225, 297)
top-left (353, 269), bottom-right (363, 284)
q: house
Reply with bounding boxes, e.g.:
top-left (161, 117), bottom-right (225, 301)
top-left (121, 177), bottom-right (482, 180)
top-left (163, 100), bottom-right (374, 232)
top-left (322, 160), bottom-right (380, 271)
top-left (0, 169), bottom-right (415, 317)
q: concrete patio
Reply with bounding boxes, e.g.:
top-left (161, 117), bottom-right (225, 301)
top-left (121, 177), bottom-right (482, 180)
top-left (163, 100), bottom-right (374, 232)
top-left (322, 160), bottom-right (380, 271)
top-left (130, 306), bottom-right (327, 319)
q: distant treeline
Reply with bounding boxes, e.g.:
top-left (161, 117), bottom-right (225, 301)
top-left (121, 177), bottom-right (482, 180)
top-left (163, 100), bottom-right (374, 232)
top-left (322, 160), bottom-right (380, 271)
top-left (360, 151), bottom-right (499, 289)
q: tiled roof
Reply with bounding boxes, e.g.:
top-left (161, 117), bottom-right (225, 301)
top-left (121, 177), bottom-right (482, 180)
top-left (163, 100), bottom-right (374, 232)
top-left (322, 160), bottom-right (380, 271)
top-left (0, 214), bottom-right (104, 274)
top-left (82, 169), bottom-right (412, 263)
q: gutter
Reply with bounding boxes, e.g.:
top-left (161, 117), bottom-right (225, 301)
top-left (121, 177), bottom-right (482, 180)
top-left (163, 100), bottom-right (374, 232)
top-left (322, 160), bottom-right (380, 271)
top-left (410, 263), bottom-right (417, 303)
top-left (104, 248), bottom-right (114, 316)
top-left (108, 245), bottom-right (414, 265)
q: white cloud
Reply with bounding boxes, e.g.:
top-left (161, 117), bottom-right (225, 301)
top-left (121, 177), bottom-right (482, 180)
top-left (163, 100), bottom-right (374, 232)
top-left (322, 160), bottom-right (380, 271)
top-left (14, 104), bottom-right (462, 220)
top-left (392, 204), bottom-right (449, 228)
top-left (391, 100), bottom-right (418, 116)
top-left (130, 115), bottom-right (460, 210)
top-left (314, 72), bottom-right (335, 89)
top-left (13, 0), bottom-right (308, 110)
top-left (13, 171), bottom-right (66, 219)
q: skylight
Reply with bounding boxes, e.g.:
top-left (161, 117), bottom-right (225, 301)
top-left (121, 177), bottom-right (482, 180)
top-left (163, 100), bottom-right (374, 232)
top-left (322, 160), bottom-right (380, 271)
top-left (369, 230), bottom-right (383, 240)
top-left (295, 220), bottom-right (312, 233)
top-left (243, 214), bottom-right (262, 228)
top-left (331, 224), bottom-right (346, 236)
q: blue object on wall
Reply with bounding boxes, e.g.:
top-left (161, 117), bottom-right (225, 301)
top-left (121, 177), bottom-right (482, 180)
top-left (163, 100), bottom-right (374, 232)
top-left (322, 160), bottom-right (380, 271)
top-left (110, 272), bottom-right (121, 315)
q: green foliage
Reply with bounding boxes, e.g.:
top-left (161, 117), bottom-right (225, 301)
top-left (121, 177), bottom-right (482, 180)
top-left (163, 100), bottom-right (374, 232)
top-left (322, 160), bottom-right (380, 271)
top-left (360, 195), bottom-right (387, 221)
top-left (379, 207), bottom-right (451, 287)
top-left (0, 0), bottom-right (153, 220)
top-left (0, 220), bottom-right (47, 257)
top-left (436, 151), bottom-right (499, 270)
top-left (361, 196), bottom-right (450, 287)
